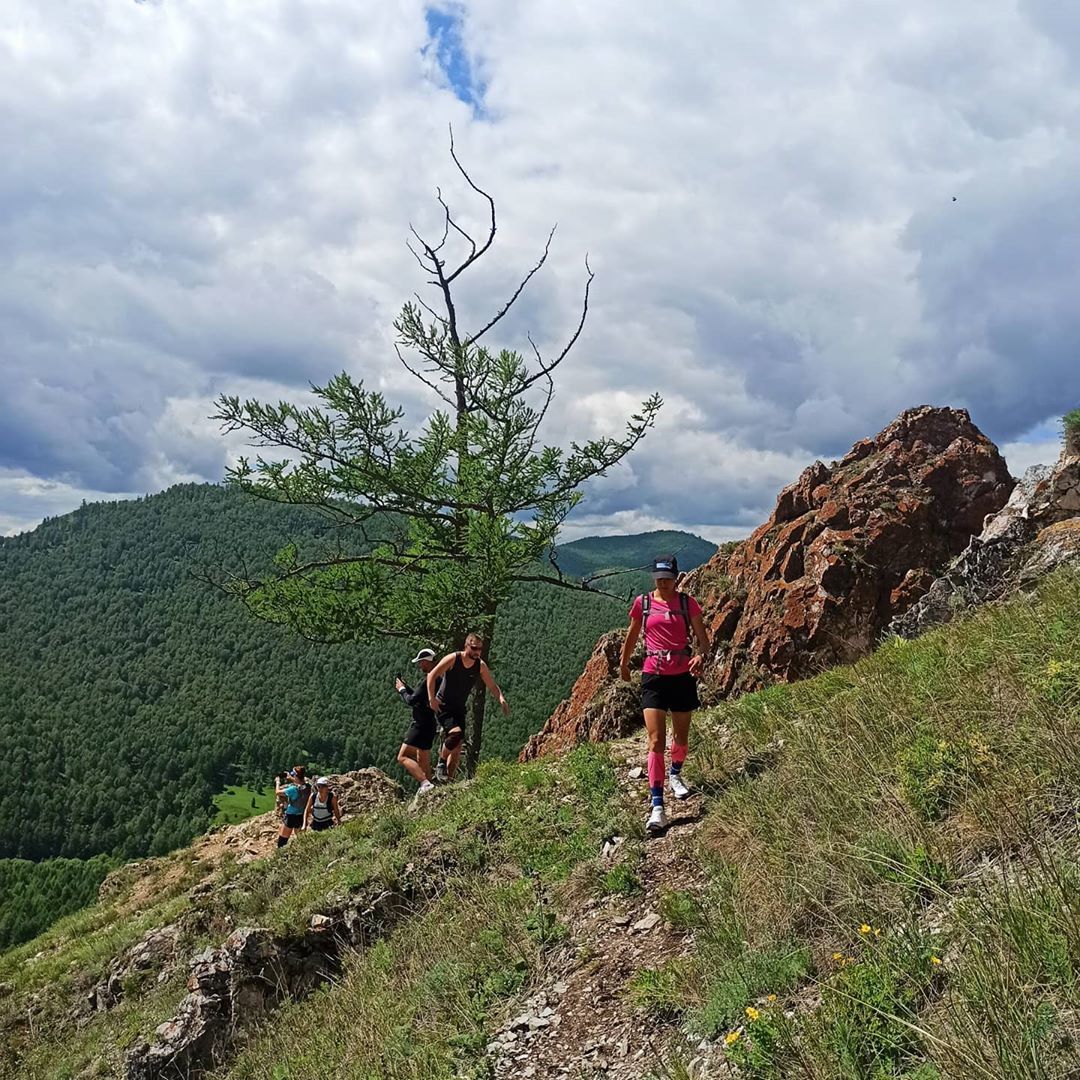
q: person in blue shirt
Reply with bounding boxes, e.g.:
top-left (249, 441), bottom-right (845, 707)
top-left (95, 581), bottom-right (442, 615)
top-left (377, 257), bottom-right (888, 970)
top-left (275, 766), bottom-right (310, 847)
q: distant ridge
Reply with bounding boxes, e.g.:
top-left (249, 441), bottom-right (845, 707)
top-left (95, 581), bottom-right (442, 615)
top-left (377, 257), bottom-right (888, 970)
top-left (552, 530), bottom-right (718, 592)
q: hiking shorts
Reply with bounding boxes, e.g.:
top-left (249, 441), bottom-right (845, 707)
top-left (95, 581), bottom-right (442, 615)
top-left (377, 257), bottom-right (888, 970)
top-left (403, 715), bottom-right (436, 752)
top-left (436, 706), bottom-right (466, 734)
top-left (640, 672), bottom-right (700, 713)
top-left (283, 812), bottom-right (304, 829)
top-left (310, 819), bottom-right (335, 832)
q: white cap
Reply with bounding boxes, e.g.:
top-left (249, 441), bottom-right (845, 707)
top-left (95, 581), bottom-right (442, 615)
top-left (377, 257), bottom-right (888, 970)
top-left (316, 776), bottom-right (330, 786)
top-left (411, 648), bottom-right (437, 663)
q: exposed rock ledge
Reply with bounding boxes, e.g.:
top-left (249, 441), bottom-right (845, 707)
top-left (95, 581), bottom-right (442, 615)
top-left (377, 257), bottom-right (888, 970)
top-left (891, 444), bottom-right (1080, 637)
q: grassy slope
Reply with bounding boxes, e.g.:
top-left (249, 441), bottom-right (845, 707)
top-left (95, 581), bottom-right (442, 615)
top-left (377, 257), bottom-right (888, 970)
top-left (3, 569), bottom-right (1078, 1080)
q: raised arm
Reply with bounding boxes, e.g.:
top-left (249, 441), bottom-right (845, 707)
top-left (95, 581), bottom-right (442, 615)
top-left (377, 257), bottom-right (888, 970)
top-left (480, 661), bottom-right (509, 716)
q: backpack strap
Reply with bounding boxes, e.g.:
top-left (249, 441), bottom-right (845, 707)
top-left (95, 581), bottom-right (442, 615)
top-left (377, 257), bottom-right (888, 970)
top-left (640, 592), bottom-right (651, 621)
top-left (679, 591), bottom-right (691, 637)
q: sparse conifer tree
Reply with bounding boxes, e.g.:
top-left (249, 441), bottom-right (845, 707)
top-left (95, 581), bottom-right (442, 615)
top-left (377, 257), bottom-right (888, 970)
top-left (214, 140), bottom-right (661, 772)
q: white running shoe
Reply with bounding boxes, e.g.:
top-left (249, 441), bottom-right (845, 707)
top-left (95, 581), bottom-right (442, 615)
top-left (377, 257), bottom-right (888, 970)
top-left (417, 780), bottom-right (435, 796)
top-left (646, 804), bottom-right (668, 835)
top-left (434, 761), bottom-right (449, 784)
top-left (669, 773), bottom-right (691, 800)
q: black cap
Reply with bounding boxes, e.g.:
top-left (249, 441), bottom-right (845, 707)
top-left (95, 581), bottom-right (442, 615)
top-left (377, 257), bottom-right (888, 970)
top-left (651, 554), bottom-right (678, 579)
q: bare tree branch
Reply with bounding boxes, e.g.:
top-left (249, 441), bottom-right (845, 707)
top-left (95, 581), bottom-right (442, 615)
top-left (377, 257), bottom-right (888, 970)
top-left (394, 343), bottom-right (456, 408)
top-left (430, 191), bottom-right (452, 254)
top-left (412, 292), bottom-right (448, 327)
top-left (511, 255), bottom-right (594, 398)
top-left (436, 185), bottom-right (478, 260)
top-left (466, 225), bottom-right (557, 347)
top-left (510, 571), bottom-right (626, 602)
top-left (405, 237), bottom-right (434, 277)
top-left (444, 125), bottom-right (497, 285)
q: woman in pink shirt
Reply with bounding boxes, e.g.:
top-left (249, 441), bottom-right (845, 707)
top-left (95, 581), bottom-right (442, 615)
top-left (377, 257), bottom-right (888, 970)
top-left (620, 554), bottom-right (710, 835)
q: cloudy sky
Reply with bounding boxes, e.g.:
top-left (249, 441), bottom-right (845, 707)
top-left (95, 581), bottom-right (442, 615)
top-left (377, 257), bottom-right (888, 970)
top-left (3, 0), bottom-right (1079, 541)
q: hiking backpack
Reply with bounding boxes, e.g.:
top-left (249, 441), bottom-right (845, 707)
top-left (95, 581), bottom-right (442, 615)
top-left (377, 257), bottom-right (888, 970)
top-left (640, 591), bottom-right (693, 655)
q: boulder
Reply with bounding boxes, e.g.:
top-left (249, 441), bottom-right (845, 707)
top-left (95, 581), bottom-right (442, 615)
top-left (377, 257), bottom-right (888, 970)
top-left (125, 844), bottom-right (457, 1079)
top-left (85, 923), bottom-right (181, 1015)
top-left (892, 442), bottom-right (1080, 637)
top-left (684, 405), bottom-right (1013, 695)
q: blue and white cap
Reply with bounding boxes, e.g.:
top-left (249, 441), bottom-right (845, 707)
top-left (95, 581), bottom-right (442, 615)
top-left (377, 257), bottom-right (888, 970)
top-left (651, 554), bottom-right (678, 579)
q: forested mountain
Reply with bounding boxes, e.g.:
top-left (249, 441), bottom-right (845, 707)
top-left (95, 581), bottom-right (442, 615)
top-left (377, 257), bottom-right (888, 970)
top-left (551, 530), bottom-right (718, 594)
top-left (0, 857), bottom-right (113, 951)
top-left (0, 484), bottom-right (714, 867)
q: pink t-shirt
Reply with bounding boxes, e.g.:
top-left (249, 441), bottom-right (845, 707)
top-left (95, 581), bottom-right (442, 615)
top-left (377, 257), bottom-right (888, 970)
top-left (630, 591), bottom-right (702, 675)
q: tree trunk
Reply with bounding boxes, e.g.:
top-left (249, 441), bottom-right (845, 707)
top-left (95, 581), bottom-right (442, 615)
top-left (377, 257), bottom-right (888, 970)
top-left (465, 678), bottom-right (486, 779)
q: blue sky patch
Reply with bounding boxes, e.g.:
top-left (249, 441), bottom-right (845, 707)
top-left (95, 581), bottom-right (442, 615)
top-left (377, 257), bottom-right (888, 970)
top-left (424, 5), bottom-right (486, 113)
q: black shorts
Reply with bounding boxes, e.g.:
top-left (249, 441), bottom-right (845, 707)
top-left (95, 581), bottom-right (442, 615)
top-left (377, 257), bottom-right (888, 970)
top-left (640, 672), bottom-right (700, 713)
top-left (403, 716), bottom-right (436, 751)
top-left (436, 707), bottom-right (466, 733)
top-left (284, 812), bottom-right (304, 829)
top-left (310, 818), bottom-right (334, 832)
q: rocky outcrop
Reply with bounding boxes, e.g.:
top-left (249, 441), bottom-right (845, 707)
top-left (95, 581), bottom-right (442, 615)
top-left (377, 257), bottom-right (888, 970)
top-left (126, 839), bottom-right (457, 1079)
top-left (891, 445), bottom-right (1080, 637)
top-left (520, 632), bottom-right (640, 762)
top-left (524, 407), bottom-right (1013, 759)
top-left (85, 924), bottom-right (181, 1015)
top-left (683, 406), bottom-right (1013, 696)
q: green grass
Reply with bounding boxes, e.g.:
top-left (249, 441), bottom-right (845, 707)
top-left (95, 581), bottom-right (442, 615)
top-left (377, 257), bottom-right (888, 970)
top-left (221, 878), bottom-right (539, 1080)
top-left (212, 784), bottom-right (276, 825)
top-left (1, 744), bottom-right (634, 1078)
top-left (4, 568), bottom-right (1080, 1079)
top-left (660, 567), bottom-right (1080, 1078)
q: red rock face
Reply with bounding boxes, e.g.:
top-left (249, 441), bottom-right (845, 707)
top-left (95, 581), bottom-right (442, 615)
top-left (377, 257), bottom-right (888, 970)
top-left (523, 406), bottom-right (1014, 760)
top-left (684, 405), bottom-right (1013, 696)
top-left (519, 630), bottom-right (639, 762)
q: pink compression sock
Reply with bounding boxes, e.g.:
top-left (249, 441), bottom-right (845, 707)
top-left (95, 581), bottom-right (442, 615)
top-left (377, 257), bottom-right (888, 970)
top-left (670, 741), bottom-right (688, 766)
top-left (647, 751), bottom-right (666, 787)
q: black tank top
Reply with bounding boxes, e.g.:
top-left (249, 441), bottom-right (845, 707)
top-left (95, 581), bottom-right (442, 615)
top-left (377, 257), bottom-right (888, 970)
top-left (438, 652), bottom-right (482, 709)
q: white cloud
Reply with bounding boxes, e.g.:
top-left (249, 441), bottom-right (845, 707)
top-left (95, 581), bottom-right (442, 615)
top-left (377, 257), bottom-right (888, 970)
top-left (0, 469), bottom-right (140, 536)
top-left (1001, 437), bottom-right (1064, 476)
top-left (3, 0), bottom-right (1080, 538)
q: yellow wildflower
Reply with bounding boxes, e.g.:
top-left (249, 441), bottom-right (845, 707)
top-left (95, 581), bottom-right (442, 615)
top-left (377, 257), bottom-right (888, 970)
top-left (859, 924), bottom-right (872, 935)
top-left (832, 952), bottom-right (844, 962)
top-left (874, 928), bottom-right (882, 938)
top-left (766, 994), bottom-right (777, 1003)
top-left (746, 1006), bottom-right (761, 1021)
top-left (931, 956), bottom-right (942, 965)
top-left (725, 1031), bottom-right (741, 1046)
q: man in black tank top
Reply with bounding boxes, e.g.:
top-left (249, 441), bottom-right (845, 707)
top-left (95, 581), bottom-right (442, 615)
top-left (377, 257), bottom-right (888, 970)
top-left (426, 632), bottom-right (510, 781)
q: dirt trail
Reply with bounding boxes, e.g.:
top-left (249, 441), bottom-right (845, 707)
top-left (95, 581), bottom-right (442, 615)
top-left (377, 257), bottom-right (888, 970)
top-left (489, 731), bottom-right (728, 1080)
